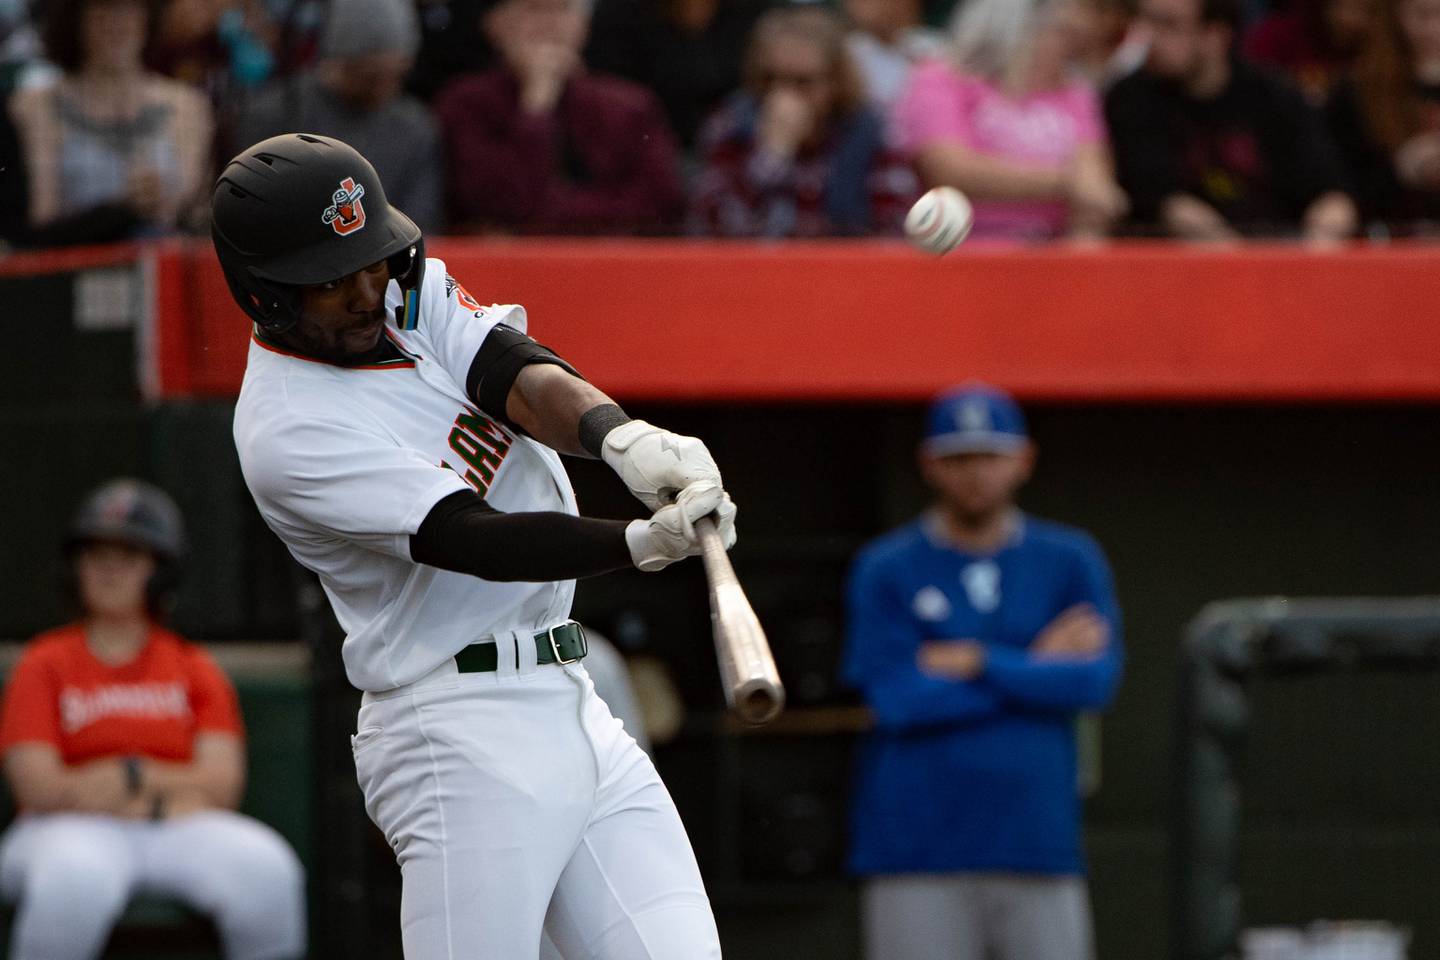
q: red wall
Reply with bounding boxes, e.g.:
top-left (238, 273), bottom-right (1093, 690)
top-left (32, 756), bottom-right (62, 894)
top-left (15, 239), bottom-right (1440, 402)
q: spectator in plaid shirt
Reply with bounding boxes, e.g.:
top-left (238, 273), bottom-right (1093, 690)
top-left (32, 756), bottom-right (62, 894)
top-left (688, 5), bottom-right (919, 238)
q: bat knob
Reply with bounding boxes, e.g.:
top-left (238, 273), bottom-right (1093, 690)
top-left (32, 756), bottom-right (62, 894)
top-left (735, 683), bottom-right (785, 726)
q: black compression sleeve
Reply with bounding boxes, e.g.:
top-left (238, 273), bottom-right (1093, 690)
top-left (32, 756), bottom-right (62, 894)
top-left (410, 490), bottom-right (632, 582)
top-left (466, 325), bottom-right (581, 430)
top-left (578, 403), bottom-right (632, 458)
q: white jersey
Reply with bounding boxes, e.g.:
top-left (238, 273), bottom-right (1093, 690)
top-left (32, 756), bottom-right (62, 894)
top-left (233, 257), bottom-right (578, 692)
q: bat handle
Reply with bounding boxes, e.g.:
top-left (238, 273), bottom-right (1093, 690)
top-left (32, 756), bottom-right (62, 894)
top-left (693, 514), bottom-right (730, 572)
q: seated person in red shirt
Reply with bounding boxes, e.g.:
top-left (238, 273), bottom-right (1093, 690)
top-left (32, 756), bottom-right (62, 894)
top-left (1105, 0), bottom-right (1358, 242)
top-left (687, 5), bottom-right (920, 238)
top-left (0, 480), bottom-right (305, 960)
top-left (433, 0), bottom-right (685, 234)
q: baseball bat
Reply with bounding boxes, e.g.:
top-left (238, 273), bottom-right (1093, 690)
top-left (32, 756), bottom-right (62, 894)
top-left (695, 515), bottom-right (785, 725)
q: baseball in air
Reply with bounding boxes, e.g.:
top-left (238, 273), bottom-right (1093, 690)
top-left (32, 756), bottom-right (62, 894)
top-left (904, 186), bottom-right (973, 255)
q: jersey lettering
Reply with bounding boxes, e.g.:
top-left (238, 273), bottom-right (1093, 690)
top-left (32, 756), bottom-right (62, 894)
top-left (60, 682), bottom-right (191, 735)
top-left (442, 408), bottom-right (513, 495)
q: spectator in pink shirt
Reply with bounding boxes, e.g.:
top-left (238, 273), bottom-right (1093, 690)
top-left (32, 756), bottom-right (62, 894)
top-left (895, 0), bottom-right (1128, 241)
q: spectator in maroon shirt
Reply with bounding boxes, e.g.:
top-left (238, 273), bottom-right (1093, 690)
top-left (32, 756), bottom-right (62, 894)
top-left (1244, 0), bottom-right (1376, 102)
top-left (433, 0), bottom-right (684, 234)
top-left (688, 5), bottom-right (919, 238)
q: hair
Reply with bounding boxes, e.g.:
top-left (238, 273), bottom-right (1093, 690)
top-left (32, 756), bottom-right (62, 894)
top-left (1352, 0), bottom-right (1424, 151)
top-left (948, 0), bottom-right (1054, 80)
top-left (742, 5), bottom-right (865, 117)
top-left (42, 0), bottom-right (162, 74)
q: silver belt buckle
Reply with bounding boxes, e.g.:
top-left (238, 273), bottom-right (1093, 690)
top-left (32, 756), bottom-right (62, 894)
top-left (547, 620), bottom-right (587, 665)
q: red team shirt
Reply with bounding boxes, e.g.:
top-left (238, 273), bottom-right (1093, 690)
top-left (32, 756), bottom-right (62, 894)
top-left (0, 624), bottom-right (244, 765)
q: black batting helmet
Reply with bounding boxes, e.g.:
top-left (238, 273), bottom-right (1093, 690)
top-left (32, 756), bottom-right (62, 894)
top-left (66, 479), bottom-right (186, 563)
top-left (64, 479), bottom-right (187, 615)
top-left (211, 133), bottom-right (425, 334)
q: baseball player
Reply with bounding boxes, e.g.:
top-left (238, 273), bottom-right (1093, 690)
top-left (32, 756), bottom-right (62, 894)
top-left (0, 479), bottom-right (306, 960)
top-left (843, 385), bottom-right (1124, 960)
top-left (210, 133), bottom-right (735, 959)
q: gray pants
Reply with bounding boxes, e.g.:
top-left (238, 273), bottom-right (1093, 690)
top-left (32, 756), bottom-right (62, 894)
top-left (862, 873), bottom-right (1094, 960)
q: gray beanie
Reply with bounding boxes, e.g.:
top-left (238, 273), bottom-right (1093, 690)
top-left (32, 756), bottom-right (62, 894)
top-left (319, 0), bottom-right (421, 59)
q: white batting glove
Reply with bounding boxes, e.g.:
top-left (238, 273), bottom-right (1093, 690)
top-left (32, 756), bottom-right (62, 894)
top-left (625, 483), bottom-right (738, 572)
top-left (602, 420), bottom-right (724, 512)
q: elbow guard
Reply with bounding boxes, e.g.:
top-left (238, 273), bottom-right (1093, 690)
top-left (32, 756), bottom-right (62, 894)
top-left (466, 324), bottom-right (581, 430)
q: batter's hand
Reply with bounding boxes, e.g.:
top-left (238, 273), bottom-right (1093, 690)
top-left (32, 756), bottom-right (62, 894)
top-left (602, 420), bottom-right (724, 511)
top-left (625, 483), bottom-right (737, 572)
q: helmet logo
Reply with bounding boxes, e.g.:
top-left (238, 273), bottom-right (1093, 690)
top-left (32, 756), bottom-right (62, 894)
top-left (99, 484), bottom-right (140, 526)
top-left (322, 177), bottom-right (367, 235)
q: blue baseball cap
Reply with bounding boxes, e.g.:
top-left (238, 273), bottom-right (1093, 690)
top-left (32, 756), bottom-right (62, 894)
top-left (922, 384), bottom-right (1029, 456)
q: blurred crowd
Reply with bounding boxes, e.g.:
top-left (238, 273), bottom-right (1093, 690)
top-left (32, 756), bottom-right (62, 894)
top-left (0, 0), bottom-right (1436, 247)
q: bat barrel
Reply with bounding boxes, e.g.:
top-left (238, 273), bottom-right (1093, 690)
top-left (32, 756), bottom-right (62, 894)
top-left (695, 516), bottom-right (786, 727)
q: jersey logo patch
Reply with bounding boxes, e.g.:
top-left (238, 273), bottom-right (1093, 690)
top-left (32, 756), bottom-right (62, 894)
top-left (322, 177), bottom-right (367, 235)
top-left (912, 586), bottom-right (952, 622)
top-left (444, 274), bottom-right (486, 314)
top-left (957, 397), bottom-right (991, 433)
top-left (960, 560), bottom-right (1002, 613)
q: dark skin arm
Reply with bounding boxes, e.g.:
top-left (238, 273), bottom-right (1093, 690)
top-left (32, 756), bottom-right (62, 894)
top-left (504, 363), bottom-right (613, 457)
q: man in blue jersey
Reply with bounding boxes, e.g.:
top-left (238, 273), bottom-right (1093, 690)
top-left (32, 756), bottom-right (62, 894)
top-left (843, 383), bottom-right (1124, 960)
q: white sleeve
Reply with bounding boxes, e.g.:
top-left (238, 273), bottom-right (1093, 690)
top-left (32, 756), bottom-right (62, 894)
top-left (415, 259), bottom-right (529, 395)
top-left (242, 414), bottom-right (470, 559)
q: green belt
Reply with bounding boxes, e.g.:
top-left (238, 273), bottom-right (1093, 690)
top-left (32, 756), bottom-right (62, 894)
top-left (453, 621), bottom-right (589, 673)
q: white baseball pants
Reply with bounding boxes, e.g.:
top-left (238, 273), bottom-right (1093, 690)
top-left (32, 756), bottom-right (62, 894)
top-left (352, 651), bottom-right (721, 960)
top-left (0, 808), bottom-right (306, 960)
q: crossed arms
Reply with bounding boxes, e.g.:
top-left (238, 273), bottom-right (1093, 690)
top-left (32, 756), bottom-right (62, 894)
top-left (843, 551), bottom-right (1124, 733)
